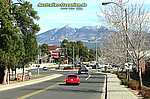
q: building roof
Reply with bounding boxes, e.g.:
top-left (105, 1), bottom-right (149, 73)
top-left (48, 45), bottom-right (59, 51)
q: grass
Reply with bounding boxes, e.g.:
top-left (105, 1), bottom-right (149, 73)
top-left (9, 71), bottom-right (50, 83)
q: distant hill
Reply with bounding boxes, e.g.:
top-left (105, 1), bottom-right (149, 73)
top-left (36, 25), bottom-right (113, 49)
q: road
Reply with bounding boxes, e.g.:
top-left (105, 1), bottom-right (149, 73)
top-left (0, 71), bottom-right (105, 99)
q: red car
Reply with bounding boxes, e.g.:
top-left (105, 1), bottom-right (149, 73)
top-left (64, 74), bottom-right (80, 85)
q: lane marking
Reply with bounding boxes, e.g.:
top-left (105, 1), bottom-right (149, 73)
top-left (85, 75), bottom-right (91, 80)
top-left (17, 82), bottom-right (60, 99)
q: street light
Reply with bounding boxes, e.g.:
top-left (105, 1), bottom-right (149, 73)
top-left (102, 2), bottom-right (117, 6)
top-left (88, 37), bottom-right (101, 70)
top-left (102, 1), bottom-right (129, 63)
top-left (89, 37), bottom-right (100, 63)
top-left (102, 1), bottom-right (130, 81)
top-left (96, 39), bottom-right (98, 63)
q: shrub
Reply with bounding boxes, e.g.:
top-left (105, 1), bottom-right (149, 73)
top-left (117, 73), bottom-right (126, 79)
top-left (102, 71), bottom-right (111, 73)
top-left (63, 66), bottom-right (72, 70)
top-left (120, 79), bottom-right (128, 86)
top-left (141, 87), bottom-right (150, 98)
top-left (128, 80), bottom-right (140, 90)
top-left (112, 71), bottom-right (118, 74)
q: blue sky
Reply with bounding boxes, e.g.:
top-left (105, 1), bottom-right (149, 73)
top-left (13, 0), bottom-right (150, 34)
top-left (33, 0), bottom-right (103, 34)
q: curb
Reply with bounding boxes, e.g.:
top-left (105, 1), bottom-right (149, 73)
top-left (0, 74), bottom-right (63, 92)
top-left (101, 74), bottom-right (106, 99)
top-left (99, 72), bottom-right (108, 99)
top-left (54, 69), bottom-right (78, 72)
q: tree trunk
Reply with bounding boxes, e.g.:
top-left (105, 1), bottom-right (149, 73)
top-left (0, 67), bottom-right (5, 84)
top-left (58, 61), bottom-right (60, 69)
top-left (7, 69), bottom-right (10, 85)
top-left (139, 68), bottom-right (143, 90)
top-left (12, 69), bottom-right (13, 80)
top-left (15, 66), bottom-right (16, 79)
top-left (3, 68), bottom-right (8, 85)
top-left (8, 68), bottom-right (10, 83)
top-left (128, 70), bottom-right (130, 82)
top-left (137, 59), bottom-right (143, 90)
top-left (22, 65), bottom-right (25, 81)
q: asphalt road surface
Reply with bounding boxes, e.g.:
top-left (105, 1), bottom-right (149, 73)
top-left (0, 72), bottom-right (105, 99)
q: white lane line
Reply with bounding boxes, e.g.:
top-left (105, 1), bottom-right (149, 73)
top-left (85, 75), bottom-right (91, 80)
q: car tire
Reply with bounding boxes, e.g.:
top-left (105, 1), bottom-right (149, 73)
top-left (77, 83), bottom-right (80, 85)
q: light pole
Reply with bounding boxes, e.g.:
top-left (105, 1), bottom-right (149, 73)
top-left (89, 37), bottom-right (100, 62)
top-left (37, 44), bottom-right (41, 75)
top-left (65, 47), bottom-right (68, 64)
top-left (96, 39), bottom-right (98, 63)
top-left (88, 37), bottom-right (100, 70)
top-left (62, 42), bottom-right (68, 64)
top-left (58, 39), bottom-right (63, 69)
top-left (102, 2), bottom-right (128, 63)
top-left (102, 2), bottom-right (129, 80)
top-left (73, 46), bottom-right (75, 68)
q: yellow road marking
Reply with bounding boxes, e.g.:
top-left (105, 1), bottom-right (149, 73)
top-left (17, 83), bottom-right (60, 99)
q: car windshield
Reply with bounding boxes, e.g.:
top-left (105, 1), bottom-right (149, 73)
top-left (68, 75), bottom-right (77, 78)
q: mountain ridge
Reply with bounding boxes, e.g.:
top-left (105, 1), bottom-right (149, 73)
top-left (36, 25), bottom-right (113, 48)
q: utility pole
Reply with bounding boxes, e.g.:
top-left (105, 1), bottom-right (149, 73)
top-left (65, 48), bottom-right (68, 64)
top-left (96, 39), bottom-right (98, 70)
top-left (37, 45), bottom-right (40, 76)
top-left (73, 46), bottom-right (75, 68)
top-left (125, 9), bottom-right (130, 81)
top-left (125, 9), bottom-right (129, 63)
top-left (102, 2), bottom-right (129, 63)
top-left (96, 39), bottom-right (98, 63)
top-left (102, 2), bottom-right (130, 81)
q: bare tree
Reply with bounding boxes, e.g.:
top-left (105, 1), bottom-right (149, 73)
top-left (102, 31), bottom-right (126, 65)
top-left (101, 1), bottom-right (150, 90)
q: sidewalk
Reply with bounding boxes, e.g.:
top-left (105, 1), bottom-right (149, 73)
top-left (0, 74), bottom-right (62, 92)
top-left (102, 73), bottom-right (141, 99)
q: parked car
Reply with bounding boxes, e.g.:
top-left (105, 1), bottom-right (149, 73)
top-left (90, 64), bottom-right (96, 69)
top-left (64, 74), bottom-right (80, 85)
top-left (43, 67), bottom-right (48, 71)
top-left (63, 66), bottom-right (72, 70)
top-left (78, 66), bottom-right (88, 74)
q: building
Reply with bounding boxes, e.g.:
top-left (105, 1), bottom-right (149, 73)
top-left (138, 50), bottom-right (150, 82)
top-left (48, 45), bottom-right (61, 63)
top-left (48, 45), bottom-right (68, 64)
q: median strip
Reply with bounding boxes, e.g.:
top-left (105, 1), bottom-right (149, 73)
top-left (85, 75), bottom-right (91, 80)
top-left (0, 74), bottom-right (63, 92)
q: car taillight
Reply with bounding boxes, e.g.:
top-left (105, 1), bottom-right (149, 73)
top-left (64, 79), bottom-right (67, 82)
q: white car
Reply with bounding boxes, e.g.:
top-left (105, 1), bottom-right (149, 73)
top-left (84, 65), bottom-right (92, 70)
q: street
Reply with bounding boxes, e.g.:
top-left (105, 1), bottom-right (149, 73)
top-left (0, 71), bottom-right (105, 99)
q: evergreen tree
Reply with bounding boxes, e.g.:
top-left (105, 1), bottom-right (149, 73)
top-left (0, 0), bottom-right (25, 84)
